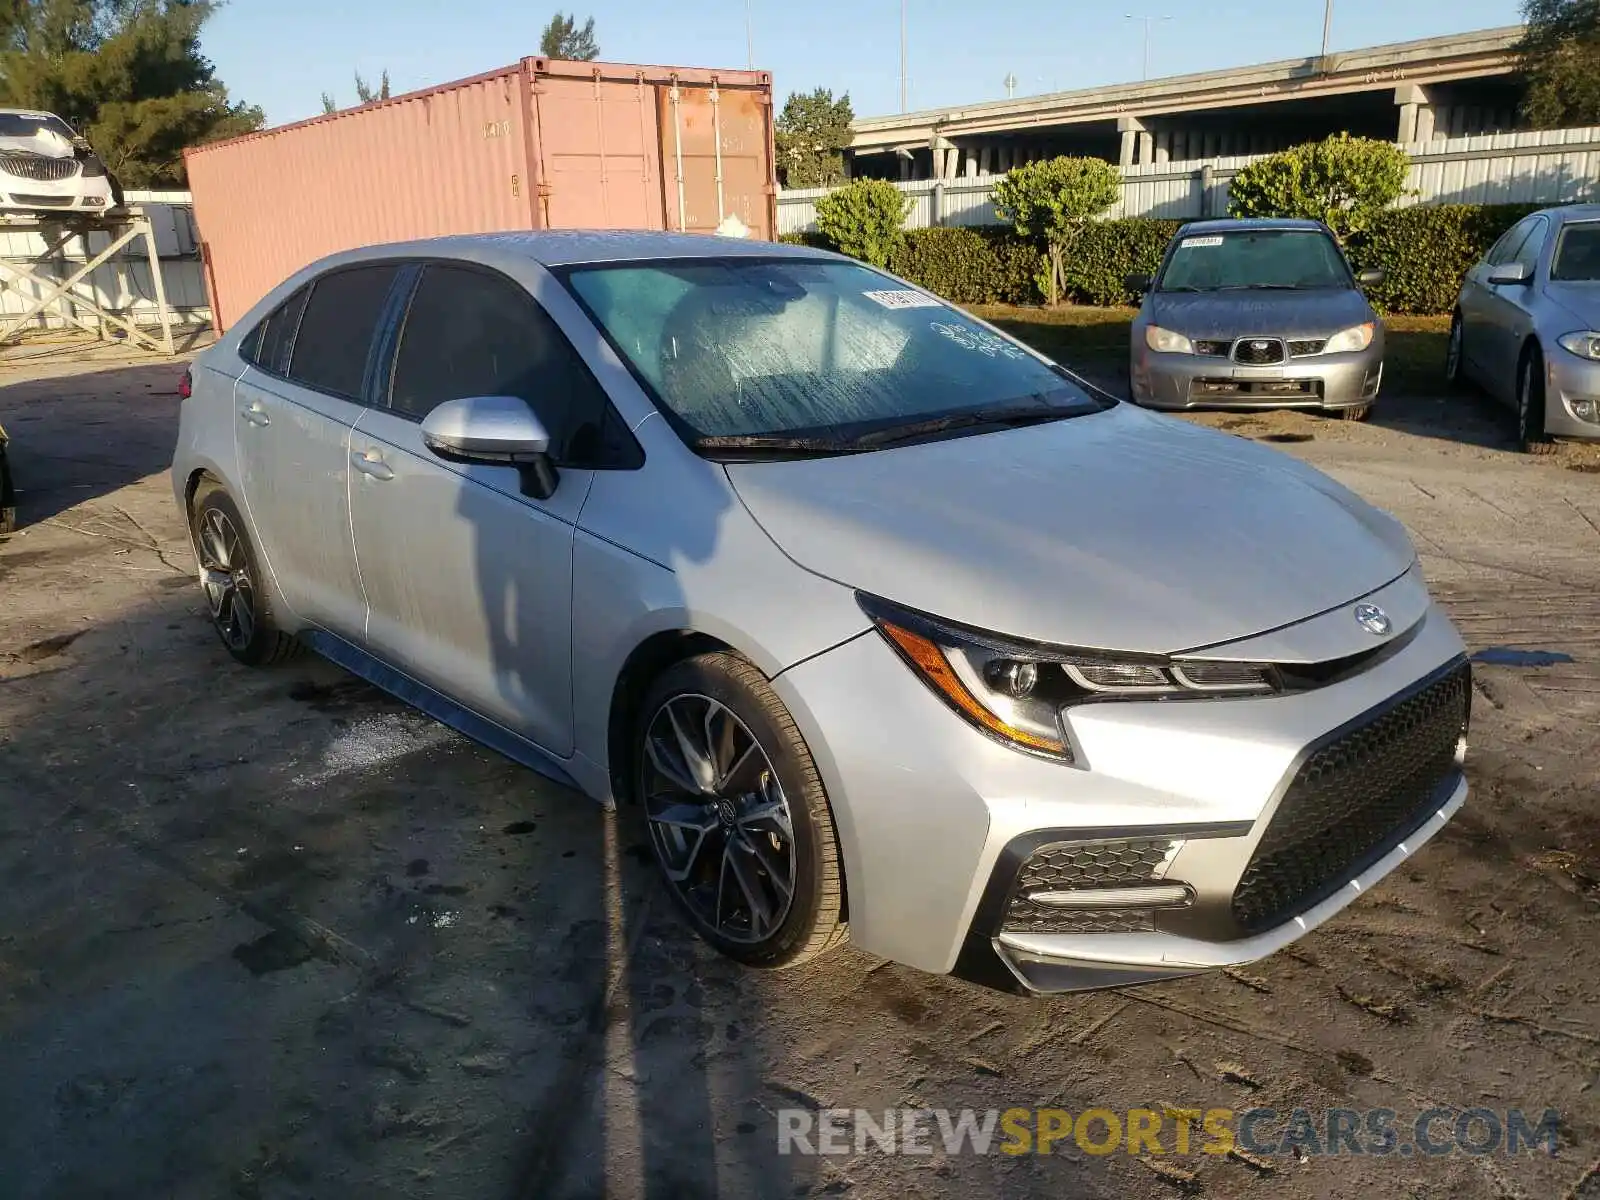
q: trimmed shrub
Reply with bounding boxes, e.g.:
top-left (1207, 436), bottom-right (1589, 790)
top-left (813, 178), bottom-right (909, 268)
top-left (1061, 218), bottom-right (1182, 306)
top-left (992, 156), bottom-right (1122, 304)
top-left (778, 230), bottom-right (831, 249)
top-left (1229, 134), bottom-right (1411, 243)
top-left (887, 227), bottom-right (1045, 305)
top-left (1346, 203), bottom-right (1540, 315)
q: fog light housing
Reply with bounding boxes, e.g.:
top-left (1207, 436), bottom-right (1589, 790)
top-left (1002, 836), bottom-right (1190, 934)
top-left (1569, 397), bottom-right (1600, 424)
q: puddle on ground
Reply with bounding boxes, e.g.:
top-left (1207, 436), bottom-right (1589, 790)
top-left (232, 928), bottom-right (314, 976)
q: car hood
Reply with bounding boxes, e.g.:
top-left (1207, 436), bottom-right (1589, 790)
top-left (1145, 287), bottom-right (1374, 338)
top-left (0, 131), bottom-right (73, 158)
top-left (1543, 282), bottom-right (1600, 329)
top-left (725, 405), bottom-right (1414, 655)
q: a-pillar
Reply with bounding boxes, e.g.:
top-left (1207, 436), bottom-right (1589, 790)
top-left (1118, 116), bottom-right (1147, 167)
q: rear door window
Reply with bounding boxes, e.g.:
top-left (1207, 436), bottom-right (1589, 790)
top-left (287, 265), bottom-right (401, 400)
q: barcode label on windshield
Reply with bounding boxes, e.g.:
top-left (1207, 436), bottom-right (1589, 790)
top-left (1180, 236), bottom-right (1225, 248)
top-left (862, 289), bottom-right (943, 309)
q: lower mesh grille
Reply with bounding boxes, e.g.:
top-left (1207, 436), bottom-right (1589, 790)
top-left (1231, 662), bottom-right (1470, 933)
top-left (1002, 837), bottom-right (1178, 934)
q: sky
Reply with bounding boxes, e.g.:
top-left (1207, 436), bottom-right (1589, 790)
top-left (201, 0), bottom-right (1525, 128)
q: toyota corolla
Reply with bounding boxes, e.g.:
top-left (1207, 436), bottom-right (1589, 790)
top-left (171, 232), bottom-right (1470, 993)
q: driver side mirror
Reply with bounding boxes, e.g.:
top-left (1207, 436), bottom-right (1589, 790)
top-left (70, 135), bottom-right (91, 153)
top-left (421, 395), bottom-right (559, 500)
top-left (1487, 261), bottom-right (1532, 287)
top-left (1125, 272), bottom-right (1154, 297)
top-left (1356, 267), bottom-right (1385, 286)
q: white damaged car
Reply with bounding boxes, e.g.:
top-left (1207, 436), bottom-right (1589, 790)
top-left (0, 108), bottom-right (121, 217)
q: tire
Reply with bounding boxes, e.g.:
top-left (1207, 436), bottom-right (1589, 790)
top-left (189, 481), bottom-right (301, 665)
top-left (1339, 404), bottom-right (1372, 422)
top-left (1444, 311), bottom-right (1468, 391)
top-left (633, 650), bottom-right (847, 968)
top-left (1516, 345), bottom-right (1558, 456)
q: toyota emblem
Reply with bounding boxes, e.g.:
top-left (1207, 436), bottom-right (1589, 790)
top-left (1354, 603), bottom-right (1392, 636)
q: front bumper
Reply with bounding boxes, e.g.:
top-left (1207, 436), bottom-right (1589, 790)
top-left (1132, 344), bottom-right (1383, 411)
top-left (1544, 349), bottom-right (1600, 440)
top-left (772, 565), bottom-right (1469, 991)
top-left (0, 172), bottom-right (114, 216)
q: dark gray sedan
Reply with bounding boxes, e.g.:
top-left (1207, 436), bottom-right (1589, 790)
top-left (1446, 203), bottom-right (1600, 452)
top-left (1128, 218), bottom-right (1386, 420)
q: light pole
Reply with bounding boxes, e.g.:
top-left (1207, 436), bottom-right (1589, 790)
top-left (1004, 72), bottom-right (1018, 99)
top-left (1124, 13), bottom-right (1171, 82)
top-left (746, 0), bottom-right (754, 69)
top-left (900, 0), bottom-right (908, 112)
top-left (1320, 0), bottom-right (1333, 60)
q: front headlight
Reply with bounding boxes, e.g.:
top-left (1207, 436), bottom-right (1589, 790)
top-left (1557, 331), bottom-right (1600, 361)
top-left (1323, 322), bottom-right (1376, 353)
top-left (1144, 325), bottom-right (1194, 355)
top-left (859, 596), bottom-right (1280, 763)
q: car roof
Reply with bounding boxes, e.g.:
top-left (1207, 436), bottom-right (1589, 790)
top-left (0, 108), bottom-right (63, 119)
top-left (1540, 203), bottom-right (1600, 222)
top-left (311, 230), bottom-right (839, 271)
top-left (1177, 218), bottom-right (1328, 235)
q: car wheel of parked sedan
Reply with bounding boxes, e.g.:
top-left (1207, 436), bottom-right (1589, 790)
top-left (189, 481), bottom-right (302, 665)
top-left (635, 651), bottom-right (847, 968)
top-left (1444, 312), bottom-right (1468, 390)
top-left (1339, 404), bottom-right (1372, 422)
top-left (1516, 346), bottom-right (1558, 456)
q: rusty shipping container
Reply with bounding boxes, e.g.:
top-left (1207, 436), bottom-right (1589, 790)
top-left (184, 57), bottom-right (777, 331)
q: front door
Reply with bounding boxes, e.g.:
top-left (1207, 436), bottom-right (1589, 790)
top-left (232, 265), bottom-right (400, 636)
top-left (348, 262), bottom-right (610, 757)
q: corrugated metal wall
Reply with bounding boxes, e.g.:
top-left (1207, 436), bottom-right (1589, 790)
top-left (0, 192), bottom-right (210, 332)
top-left (777, 126), bottom-right (1600, 234)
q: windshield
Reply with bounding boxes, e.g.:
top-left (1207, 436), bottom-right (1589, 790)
top-left (0, 113), bottom-right (75, 142)
top-left (1551, 222), bottom-right (1600, 282)
top-left (561, 257), bottom-right (1107, 450)
top-left (1158, 229), bottom-right (1353, 292)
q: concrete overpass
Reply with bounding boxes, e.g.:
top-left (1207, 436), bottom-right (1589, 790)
top-left (849, 26), bottom-right (1526, 181)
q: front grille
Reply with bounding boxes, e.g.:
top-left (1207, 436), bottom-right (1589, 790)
top-left (1231, 663), bottom-right (1470, 934)
top-left (0, 154), bottom-right (80, 182)
top-left (1194, 340), bottom-right (1231, 357)
top-left (1002, 837), bottom-right (1177, 934)
top-left (1232, 338), bottom-right (1286, 365)
top-left (7, 193), bottom-right (73, 207)
top-left (1288, 339), bottom-right (1327, 357)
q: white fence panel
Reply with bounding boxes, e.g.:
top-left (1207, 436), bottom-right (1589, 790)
top-left (778, 126), bottom-right (1600, 234)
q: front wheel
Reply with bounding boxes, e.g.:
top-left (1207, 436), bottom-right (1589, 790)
top-left (634, 651), bottom-right (847, 968)
top-left (1444, 312), bottom-right (1468, 390)
top-left (1516, 346), bottom-right (1558, 456)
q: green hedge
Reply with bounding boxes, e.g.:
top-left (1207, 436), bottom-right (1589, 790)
top-left (1345, 203), bottom-right (1540, 315)
top-left (783, 203), bottom-right (1535, 315)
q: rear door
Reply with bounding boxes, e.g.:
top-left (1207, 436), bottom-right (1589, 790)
top-left (233, 264), bottom-right (399, 635)
top-left (348, 261), bottom-right (614, 756)
top-left (533, 74), bottom-right (666, 231)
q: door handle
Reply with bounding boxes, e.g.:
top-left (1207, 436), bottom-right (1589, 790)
top-left (239, 402), bottom-right (270, 427)
top-left (350, 449), bottom-right (394, 481)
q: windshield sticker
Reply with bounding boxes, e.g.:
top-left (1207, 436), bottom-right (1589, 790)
top-left (1180, 235), bottom-right (1225, 248)
top-left (862, 288), bottom-right (943, 310)
top-left (930, 321), bottom-right (1028, 359)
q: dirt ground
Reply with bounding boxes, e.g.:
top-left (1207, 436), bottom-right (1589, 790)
top-left (1, 333), bottom-right (1597, 1200)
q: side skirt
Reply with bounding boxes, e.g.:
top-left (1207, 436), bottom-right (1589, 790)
top-left (300, 629), bottom-right (581, 792)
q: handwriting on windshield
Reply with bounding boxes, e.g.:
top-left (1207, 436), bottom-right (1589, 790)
top-left (930, 322), bottom-right (1028, 359)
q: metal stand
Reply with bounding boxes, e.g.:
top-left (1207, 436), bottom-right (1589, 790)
top-left (0, 210), bottom-right (175, 355)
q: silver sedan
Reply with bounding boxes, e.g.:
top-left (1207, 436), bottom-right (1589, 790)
top-left (1446, 202), bottom-right (1600, 452)
top-left (171, 232), bottom-right (1470, 994)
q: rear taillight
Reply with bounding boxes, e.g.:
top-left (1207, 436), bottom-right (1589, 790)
top-left (178, 368), bottom-right (192, 400)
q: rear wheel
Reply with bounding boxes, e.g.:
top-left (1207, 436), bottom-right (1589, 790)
top-left (634, 651), bottom-right (846, 968)
top-left (189, 481), bottom-right (301, 665)
top-left (1516, 345), bottom-right (1558, 456)
top-left (1444, 312), bottom-right (1469, 390)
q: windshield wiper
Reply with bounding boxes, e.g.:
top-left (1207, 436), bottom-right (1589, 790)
top-left (690, 433), bottom-right (855, 458)
top-left (849, 405), bottom-right (1075, 449)
top-left (1216, 283), bottom-right (1306, 291)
